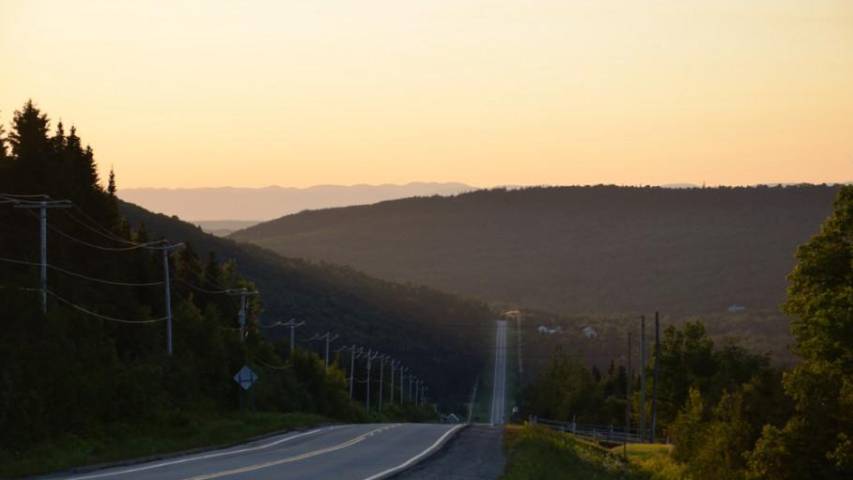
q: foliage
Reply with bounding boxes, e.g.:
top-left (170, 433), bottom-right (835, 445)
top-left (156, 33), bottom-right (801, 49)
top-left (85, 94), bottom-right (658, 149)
top-left (0, 101), bottom-right (449, 473)
top-left (0, 411), bottom-right (329, 478)
top-left (613, 443), bottom-right (685, 480)
top-left (745, 186), bottom-right (853, 479)
top-left (118, 200), bottom-right (495, 411)
top-left (520, 321), bottom-right (777, 433)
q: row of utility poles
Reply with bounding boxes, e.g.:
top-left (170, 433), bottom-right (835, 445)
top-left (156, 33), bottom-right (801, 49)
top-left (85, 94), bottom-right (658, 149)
top-left (338, 344), bottom-right (428, 412)
top-left (3, 194), bottom-right (187, 355)
top-left (2, 194), bottom-right (433, 412)
top-left (624, 311), bottom-right (661, 445)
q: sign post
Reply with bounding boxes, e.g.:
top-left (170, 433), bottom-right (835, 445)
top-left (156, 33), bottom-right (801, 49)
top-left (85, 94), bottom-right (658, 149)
top-left (233, 365), bottom-right (258, 411)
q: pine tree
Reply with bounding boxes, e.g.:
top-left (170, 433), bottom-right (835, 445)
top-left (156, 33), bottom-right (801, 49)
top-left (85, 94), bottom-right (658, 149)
top-left (108, 167), bottom-right (117, 196)
top-left (0, 119), bottom-right (9, 161)
top-left (9, 100), bottom-right (53, 192)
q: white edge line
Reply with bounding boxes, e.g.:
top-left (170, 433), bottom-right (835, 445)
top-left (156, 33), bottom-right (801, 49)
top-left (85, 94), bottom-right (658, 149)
top-left (360, 424), bottom-right (465, 480)
top-left (65, 425), bottom-right (342, 480)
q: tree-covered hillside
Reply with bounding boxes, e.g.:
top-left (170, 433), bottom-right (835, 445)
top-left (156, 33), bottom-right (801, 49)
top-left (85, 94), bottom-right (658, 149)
top-left (0, 101), bottom-right (493, 472)
top-left (232, 185), bottom-right (839, 315)
top-left (517, 186), bottom-right (853, 479)
top-left (119, 201), bottom-right (494, 408)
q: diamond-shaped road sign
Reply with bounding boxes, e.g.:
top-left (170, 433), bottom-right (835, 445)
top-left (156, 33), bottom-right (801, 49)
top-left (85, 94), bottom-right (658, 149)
top-left (233, 365), bottom-right (258, 391)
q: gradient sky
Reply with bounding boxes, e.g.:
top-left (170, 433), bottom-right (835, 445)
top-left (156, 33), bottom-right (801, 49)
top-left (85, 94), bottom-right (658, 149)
top-left (2, 0), bottom-right (852, 188)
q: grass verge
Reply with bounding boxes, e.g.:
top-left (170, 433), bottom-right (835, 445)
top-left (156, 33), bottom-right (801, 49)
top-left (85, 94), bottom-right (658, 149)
top-left (0, 411), bottom-right (329, 478)
top-left (610, 443), bottom-right (686, 480)
top-left (502, 424), bottom-right (650, 479)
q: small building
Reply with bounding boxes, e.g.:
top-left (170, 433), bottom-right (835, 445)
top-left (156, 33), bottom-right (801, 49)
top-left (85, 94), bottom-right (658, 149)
top-left (537, 325), bottom-right (560, 335)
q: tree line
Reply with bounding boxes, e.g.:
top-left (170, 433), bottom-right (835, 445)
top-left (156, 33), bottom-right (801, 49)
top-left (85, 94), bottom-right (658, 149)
top-left (0, 101), bottom-right (416, 460)
top-left (520, 186), bottom-right (853, 479)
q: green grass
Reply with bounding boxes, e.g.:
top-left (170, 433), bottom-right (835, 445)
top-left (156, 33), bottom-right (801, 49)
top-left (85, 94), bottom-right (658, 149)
top-left (502, 424), bottom-right (651, 479)
top-left (0, 411), bottom-right (329, 478)
top-left (611, 443), bottom-right (686, 480)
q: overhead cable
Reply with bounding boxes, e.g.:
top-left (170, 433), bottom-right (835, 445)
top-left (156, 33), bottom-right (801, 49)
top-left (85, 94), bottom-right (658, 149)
top-left (0, 256), bottom-right (163, 287)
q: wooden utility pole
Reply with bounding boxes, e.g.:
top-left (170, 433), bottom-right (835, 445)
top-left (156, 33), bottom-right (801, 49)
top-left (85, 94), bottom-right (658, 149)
top-left (624, 330), bottom-right (632, 458)
top-left (639, 315), bottom-right (647, 442)
top-left (650, 311), bottom-right (661, 443)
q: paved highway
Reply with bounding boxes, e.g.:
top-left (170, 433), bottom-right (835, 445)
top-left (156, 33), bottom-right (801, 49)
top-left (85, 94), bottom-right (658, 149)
top-left (489, 320), bottom-right (508, 425)
top-left (48, 423), bottom-right (462, 480)
top-left (395, 425), bottom-right (504, 480)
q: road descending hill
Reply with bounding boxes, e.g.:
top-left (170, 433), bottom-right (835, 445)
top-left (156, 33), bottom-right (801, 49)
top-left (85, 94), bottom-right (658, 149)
top-left (231, 185), bottom-right (838, 315)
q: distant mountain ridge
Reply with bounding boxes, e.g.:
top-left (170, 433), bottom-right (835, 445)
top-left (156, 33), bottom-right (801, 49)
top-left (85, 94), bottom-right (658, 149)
top-left (120, 182), bottom-right (475, 221)
top-left (231, 185), bottom-right (840, 316)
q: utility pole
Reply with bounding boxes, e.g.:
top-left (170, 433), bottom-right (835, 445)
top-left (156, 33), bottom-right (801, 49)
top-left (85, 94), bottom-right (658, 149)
top-left (624, 330), bottom-right (632, 458)
top-left (365, 350), bottom-right (380, 411)
top-left (467, 377), bottom-right (479, 423)
top-left (227, 288), bottom-right (259, 343)
top-left (282, 319), bottom-right (305, 354)
top-left (317, 332), bottom-right (338, 369)
top-left (414, 379), bottom-right (420, 407)
top-left (389, 360), bottom-right (396, 405)
top-left (349, 345), bottom-right (357, 400)
top-left (14, 198), bottom-right (71, 314)
top-left (651, 311), bottom-right (661, 443)
top-left (160, 241), bottom-right (183, 355)
top-left (400, 366), bottom-right (406, 404)
top-left (517, 313), bottom-right (523, 377)
top-left (378, 355), bottom-right (386, 411)
top-left (639, 315), bottom-right (647, 442)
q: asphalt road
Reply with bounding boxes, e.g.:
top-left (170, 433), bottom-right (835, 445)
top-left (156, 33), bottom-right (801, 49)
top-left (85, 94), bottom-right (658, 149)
top-left (394, 426), bottom-right (504, 480)
top-left (46, 423), bottom-right (463, 480)
top-left (490, 320), bottom-right (508, 426)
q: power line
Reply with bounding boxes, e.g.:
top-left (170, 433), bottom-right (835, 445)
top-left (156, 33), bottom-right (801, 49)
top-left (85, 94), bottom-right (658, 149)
top-left (47, 289), bottom-right (168, 324)
top-left (0, 285), bottom-right (167, 324)
top-left (176, 278), bottom-right (234, 295)
top-left (61, 209), bottom-right (147, 246)
top-left (252, 357), bottom-right (290, 371)
top-left (45, 221), bottom-right (158, 251)
top-left (0, 256), bottom-right (163, 287)
top-left (17, 208), bottom-right (165, 252)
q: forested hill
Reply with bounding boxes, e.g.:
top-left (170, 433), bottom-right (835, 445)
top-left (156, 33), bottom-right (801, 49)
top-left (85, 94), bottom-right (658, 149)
top-left (232, 185), bottom-right (839, 315)
top-left (119, 201), bottom-right (493, 405)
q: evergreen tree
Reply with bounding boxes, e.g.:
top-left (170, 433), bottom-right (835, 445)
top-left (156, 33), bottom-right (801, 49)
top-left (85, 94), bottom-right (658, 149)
top-left (0, 117), bottom-right (8, 161)
top-left (108, 167), bottom-right (117, 196)
top-left (8, 100), bottom-right (53, 191)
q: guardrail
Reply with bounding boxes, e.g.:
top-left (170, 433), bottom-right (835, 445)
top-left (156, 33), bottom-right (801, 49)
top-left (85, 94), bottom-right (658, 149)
top-left (530, 417), bottom-right (647, 444)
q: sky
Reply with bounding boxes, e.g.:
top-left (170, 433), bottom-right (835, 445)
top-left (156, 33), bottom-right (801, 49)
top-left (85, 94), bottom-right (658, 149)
top-left (1, 0), bottom-right (852, 189)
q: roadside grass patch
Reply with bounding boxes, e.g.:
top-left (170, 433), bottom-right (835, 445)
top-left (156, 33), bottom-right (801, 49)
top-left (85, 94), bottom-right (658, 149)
top-left (502, 424), bottom-right (650, 479)
top-left (0, 411), bottom-right (328, 478)
top-left (611, 443), bottom-right (686, 480)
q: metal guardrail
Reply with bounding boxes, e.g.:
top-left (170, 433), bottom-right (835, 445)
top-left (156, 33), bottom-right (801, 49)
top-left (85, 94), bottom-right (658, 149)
top-left (531, 417), bottom-right (647, 444)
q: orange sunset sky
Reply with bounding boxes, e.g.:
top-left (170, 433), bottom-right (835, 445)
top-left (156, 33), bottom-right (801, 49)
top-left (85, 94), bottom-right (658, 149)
top-left (1, 0), bottom-right (852, 188)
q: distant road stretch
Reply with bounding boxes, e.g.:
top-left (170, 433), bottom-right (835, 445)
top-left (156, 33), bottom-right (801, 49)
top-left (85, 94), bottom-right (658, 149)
top-left (490, 320), bottom-right (507, 425)
top-left (53, 423), bottom-right (463, 480)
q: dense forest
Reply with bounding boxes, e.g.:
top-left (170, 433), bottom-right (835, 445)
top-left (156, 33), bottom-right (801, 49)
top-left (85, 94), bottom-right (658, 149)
top-left (520, 187), bottom-right (853, 479)
top-left (0, 102), bottom-right (493, 469)
top-left (118, 202), bottom-right (494, 409)
top-left (232, 184), bottom-right (838, 317)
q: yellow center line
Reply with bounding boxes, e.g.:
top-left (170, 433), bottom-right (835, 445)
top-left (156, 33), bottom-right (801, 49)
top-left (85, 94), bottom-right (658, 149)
top-left (180, 424), bottom-right (400, 480)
